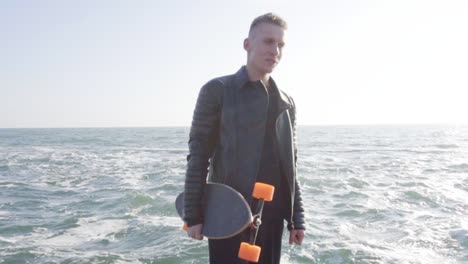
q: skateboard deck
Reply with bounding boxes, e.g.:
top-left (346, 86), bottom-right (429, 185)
top-left (175, 182), bottom-right (253, 239)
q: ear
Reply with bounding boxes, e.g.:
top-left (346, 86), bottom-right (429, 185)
top-left (243, 38), bottom-right (249, 51)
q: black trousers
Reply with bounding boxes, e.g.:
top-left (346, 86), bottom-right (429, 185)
top-left (208, 218), bottom-right (284, 264)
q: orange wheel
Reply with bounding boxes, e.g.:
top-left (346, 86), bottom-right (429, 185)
top-left (252, 182), bottom-right (275, 202)
top-left (238, 242), bottom-right (261, 263)
top-left (183, 224), bottom-right (188, 231)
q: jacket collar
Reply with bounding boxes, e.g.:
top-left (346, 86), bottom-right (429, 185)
top-left (270, 77), bottom-right (293, 112)
top-left (233, 66), bottom-right (250, 90)
top-left (233, 66), bottom-right (292, 111)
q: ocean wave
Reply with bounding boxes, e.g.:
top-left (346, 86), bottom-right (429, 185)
top-left (447, 163), bottom-right (468, 172)
top-left (430, 144), bottom-right (460, 149)
top-left (42, 217), bottom-right (128, 247)
top-left (402, 190), bottom-right (439, 208)
top-left (312, 149), bottom-right (450, 155)
top-left (0, 164), bottom-right (9, 172)
top-left (346, 177), bottom-right (370, 188)
top-left (334, 191), bottom-right (369, 200)
top-left (449, 229), bottom-right (468, 248)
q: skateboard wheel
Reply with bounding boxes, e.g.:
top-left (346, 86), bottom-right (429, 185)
top-left (238, 242), bottom-right (261, 263)
top-left (252, 182), bottom-right (275, 202)
top-left (183, 224), bottom-right (188, 231)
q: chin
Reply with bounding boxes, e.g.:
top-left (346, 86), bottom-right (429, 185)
top-left (254, 63), bottom-right (275, 75)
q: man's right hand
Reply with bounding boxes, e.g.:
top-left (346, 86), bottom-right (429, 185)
top-left (187, 224), bottom-right (204, 240)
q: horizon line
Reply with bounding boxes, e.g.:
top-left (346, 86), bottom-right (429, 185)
top-left (1, 123), bottom-right (467, 129)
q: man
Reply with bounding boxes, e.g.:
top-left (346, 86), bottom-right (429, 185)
top-left (183, 13), bottom-right (305, 263)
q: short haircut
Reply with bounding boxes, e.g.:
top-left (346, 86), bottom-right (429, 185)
top-left (248, 13), bottom-right (288, 36)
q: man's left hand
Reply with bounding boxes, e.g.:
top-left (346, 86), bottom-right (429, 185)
top-left (289, 229), bottom-right (305, 245)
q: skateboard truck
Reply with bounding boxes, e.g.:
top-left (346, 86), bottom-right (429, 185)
top-left (252, 214), bottom-right (262, 229)
top-left (238, 182), bottom-right (275, 263)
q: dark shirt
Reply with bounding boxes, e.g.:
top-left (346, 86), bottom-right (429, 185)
top-left (254, 82), bottom-right (289, 220)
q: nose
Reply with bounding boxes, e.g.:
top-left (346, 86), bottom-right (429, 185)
top-left (271, 44), bottom-right (280, 56)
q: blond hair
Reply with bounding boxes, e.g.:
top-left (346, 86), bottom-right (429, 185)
top-left (248, 13), bottom-right (287, 36)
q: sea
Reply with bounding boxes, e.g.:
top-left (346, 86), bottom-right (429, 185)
top-left (0, 126), bottom-right (467, 264)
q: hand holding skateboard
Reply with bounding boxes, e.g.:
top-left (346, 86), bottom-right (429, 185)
top-left (187, 223), bottom-right (203, 240)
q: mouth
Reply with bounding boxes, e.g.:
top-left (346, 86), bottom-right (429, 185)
top-left (266, 58), bottom-right (278, 65)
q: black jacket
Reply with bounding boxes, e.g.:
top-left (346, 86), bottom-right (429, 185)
top-left (184, 66), bottom-right (305, 230)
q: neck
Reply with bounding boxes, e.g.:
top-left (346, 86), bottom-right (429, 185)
top-left (246, 64), bottom-right (270, 88)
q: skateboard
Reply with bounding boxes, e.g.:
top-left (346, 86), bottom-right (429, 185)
top-left (175, 182), bottom-right (275, 263)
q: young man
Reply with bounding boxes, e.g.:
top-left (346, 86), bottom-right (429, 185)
top-left (183, 13), bottom-right (305, 263)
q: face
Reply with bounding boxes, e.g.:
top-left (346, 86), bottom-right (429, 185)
top-left (244, 23), bottom-right (286, 75)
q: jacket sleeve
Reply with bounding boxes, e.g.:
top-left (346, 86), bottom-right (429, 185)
top-left (183, 79), bottom-right (223, 226)
top-left (288, 96), bottom-right (306, 230)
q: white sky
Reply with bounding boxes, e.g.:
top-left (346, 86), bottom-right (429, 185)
top-left (1, 0), bottom-right (467, 128)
